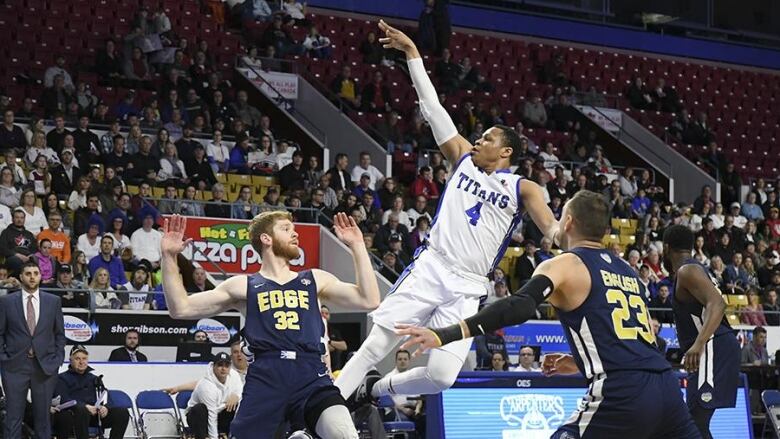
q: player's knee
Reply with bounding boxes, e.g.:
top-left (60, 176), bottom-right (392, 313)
top-left (425, 362), bottom-right (459, 392)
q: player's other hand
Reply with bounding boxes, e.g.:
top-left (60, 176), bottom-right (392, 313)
top-left (161, 214), bottom-right (193, 257)
top-left (378, 20), bottom-right (415, 52)
top-left (396, 324), bottom-right (442, 358)
top-left (333, 212), bottom-right (363, 248)
top-left (542, 353), bottom-right (578, 376)
top-left (683, 341), bottom-right (704, 373)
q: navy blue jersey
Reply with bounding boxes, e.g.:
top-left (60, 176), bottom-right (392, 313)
top-left (671, 258), bottom-right (734, 352)
top-left (556, 247), bottom-right (670, 380)
top-left (244, 270), bottom-right (325, 355)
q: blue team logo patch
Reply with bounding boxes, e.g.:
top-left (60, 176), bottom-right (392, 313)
top-left (301, 278), bottom-right (311, 286)
top-left (600, 253), bottom-right (612, 264)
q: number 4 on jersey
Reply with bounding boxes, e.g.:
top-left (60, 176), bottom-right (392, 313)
top-left (465, 202), bottom-right (483, 226)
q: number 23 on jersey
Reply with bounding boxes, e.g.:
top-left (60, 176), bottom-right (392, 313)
top-left (606, 288), bottom-right (655, 344)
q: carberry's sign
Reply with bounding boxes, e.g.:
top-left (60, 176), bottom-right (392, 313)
top-left (163, 216), bottom-right (321, 274)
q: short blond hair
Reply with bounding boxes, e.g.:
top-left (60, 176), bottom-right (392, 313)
top-left (249, 210), bottom-right (293, 252)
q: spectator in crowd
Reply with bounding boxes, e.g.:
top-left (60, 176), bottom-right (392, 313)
top-left (351, 152), bottom-right (384, 191)
top-left (650, 78), bottom-right (680, 112)
top-left (103, 135), bottom-right (131, 177)
top-left (206, 130), bottom-right (230, 173)
top-left (205, 183), bottom-right (232, 218)
top-left (515, 240), bottom-right (539, 283)
top-left (637, 264), bottom-right (659, 299)
top-left (434, 48), bottom-right (460, 93)
top-left (360, 31), bottom-right (385, 65)
top-left (157, 185), bottom-right (180, 215)
top-left (129, 135), bottom-right (161, 185)
top-left (90, 267), bottom-right (119, 309)
top-left (0, 167), bottom-right (20, 208)
top-left (188, 267), bottom-right (210, 293)
top-left (651, 317), bottom-right (666, 353)
top-left (16, 190), bottom-right (46, 234)
top-left (741, 326), bottom-right (768, 365)
top-left (409, 216), bottom-right (430, 252)
top-left (690, 112), bottom-right (715, 146)
top-left (742, 192), bottom-right (764, 221)
top-left (490, 351), bottom-right (510, 371)
top-left (721, 163), bottom-right (742, 207)
top-left (0, 209), bottom-right (37, 275)
top-left (330, 66), bottom-right (360, 110)
top-left (327, 153), bottom-right (353, 192)
top-left (303, 155), bottom-right (323, 192)
top-left (120, 265), bottom-right (153, 311)
top-left (3, 149), bottom-right (28, 186)
top-left (186, 352), bottom-right (243, 439)
top-left (51, 147), bottom-right (81, 197)
top-left (514, 346), bottom-right (541, 372)
top-left (158, 142), bottom-right (189, 187)
top-left (70, 251), bottom-right (90, 284)
top-left (73, 193), bottom-right (103, 238)
top-left (522, 94), bottom-right (547, 128)
top-left (51, 345), bottom-right (130, 439)
top-left (95, 39), bottom-right (124, 83)
top-left (631, 188), bottom-right (651, 217)
top-left (228, 135), bottom-right (253, 175)
top-left (360, 71), bottom-right (393, 114)
top-left (278, 151), bottom-right (307, 193)
top-left (375, 213), bottom-right (410, 254)
top-left (249, 0), bottom-right (273, 21)
top-left (319, 305), bottom-right (347, 370)
top-left (409, 166), bottom-right (439, 201)
top-left (729, 203), bottom-right (748, 230)
top-left (27, 155), bottom-right (51, 197)
top-left (262, 14), bottom-right (303, 58)
top-left (33, 238), bottom-right (57, 285)
top-left (232, 185), bottom-right (260, 220)
top-left (406, 195), bottom-right (432, 228)
top-left (379, 251), bottom-right (401, 282)
top-left (25, 132), bottom-right (59, 167)
top-left (724, 252), bottom-right (749, 289)
top-left (38, 211), bottom-right (71, 264)
top-left (42, 74), bottom-right (73, 118)
top-left (185, 144), bottom-right (217, 190)
top-left (382, 196), bottom-right (410, 227)
top-left (108, 329), bottom-right (148, 362)
top-left (44, 55), bottom-right (75, 91)
top-left (742, 289), bottom-right (768, 326)
top-left (537, 237), bottom-right (554, 262)
top-left (764, 288), bottom-right (780, 326)
top-left (303, 26), bottom-right (332, 59)
top-left (626, 77), bottom-right (653, 110)
top-left (474, 328), bottom-right (506, 369)
top-left (130, 207), bottom-right (163, 269)
top-left (387, 234), bottom-right (411, 268)
top-left (88, 235), bottom-right (127, 289)
top-left (0, 110), bottom-right (27, 153)
top-left (376, 178), bottom-right (400, 211)
top-left (50, 264), bottom-right (88, 308)
top-left (618, 167), bottom-right (637, 198)
top-left (485, 280), bottom-right (509, 305)
top-left (650, 284), bottom-right (674, 324)
top-left (178, 186), bottom-right (205, 217)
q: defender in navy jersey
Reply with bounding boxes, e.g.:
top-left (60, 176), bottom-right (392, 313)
top-left (159, 213), bottom-right (380, 439)
top-left (663, 225), bottom-right (739, 439)
top-left (398, 191), bottom-right (700, 438)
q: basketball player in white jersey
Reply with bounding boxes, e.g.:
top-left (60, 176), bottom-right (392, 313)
top-left (334, 21), bottom-right (560, 401)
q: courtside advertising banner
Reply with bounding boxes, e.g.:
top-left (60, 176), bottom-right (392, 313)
top-left (162, 216), bottom-right (320, 274)
top-left (63, 310), bottom-right (242, 346)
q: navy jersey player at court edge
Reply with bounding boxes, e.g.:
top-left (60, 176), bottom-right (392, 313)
top-left (664, 224), bottom-right (740, 439)
top-left (398, 190), bottom-right (701, 439)
top-left (159, 212), bottom-right (380, 439)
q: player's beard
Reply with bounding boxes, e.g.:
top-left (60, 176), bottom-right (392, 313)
top-left (272, 238), bottom-right (301, 261)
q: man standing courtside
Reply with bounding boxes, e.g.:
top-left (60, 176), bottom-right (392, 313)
top-left (0, 261), bottom-right (66, 438)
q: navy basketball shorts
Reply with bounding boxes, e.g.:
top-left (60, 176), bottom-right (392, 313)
top-left (551, 369), bottom-right (701, 439)
top-left (230, 351), bottom-right (341, 439)
top-left (687, 333), bottom-right (740, 411)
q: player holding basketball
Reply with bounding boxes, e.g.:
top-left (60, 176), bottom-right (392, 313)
top-left (398, 191), bottom-right (701, 438)
top-left (663, 225), bottom-right (739, 439)
top-left (160, 212), bottom-right (380, 439)
top-left (334, 20), bottom-right (560, 401)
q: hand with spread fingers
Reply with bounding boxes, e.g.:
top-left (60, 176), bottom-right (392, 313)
top-left (378, 19), bottom-right (418, 55)
top-left (395, 324), bottom-right (442, 358)
top-left (541, 353), bottom-right (579, 376)
top-left (333, 212), bottom-right (363, 248)
top-left (161, 214), bottom-right (194, 257)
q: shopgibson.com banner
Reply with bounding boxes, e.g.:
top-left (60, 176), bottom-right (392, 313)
top-left (162, 216), bottom-right (320, 274)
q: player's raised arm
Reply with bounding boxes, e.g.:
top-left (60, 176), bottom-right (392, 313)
top-left (161, 215), bottom-right (243, 319)
top-left (678, 264), bottom-right (727, 372)
top-left (521, 180), bottom-right (561, 247)
top-left (378, 20), bottom-right (471, 164)
top-left (397, 254), bottom-right (582, 356)
top-left (314, 213), bottom-right (381, 310)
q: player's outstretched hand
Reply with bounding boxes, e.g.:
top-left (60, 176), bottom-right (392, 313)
top-left (682, 341), bottom-right (703, 373)
top-left (333, 212), bottom-right (363, 248)
top-left (161, 214), bottom-right (193, 257)
top-left (395, 324), bottom-right (442, 358)
top-left (378, 20), bottom-right (416, 53)
top-left (542, 353), bottom-right (578, 376)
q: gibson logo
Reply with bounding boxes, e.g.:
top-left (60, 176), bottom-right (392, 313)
top-left (500, 394), bottom-right (566, 430)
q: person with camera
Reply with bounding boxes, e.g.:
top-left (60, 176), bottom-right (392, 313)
top-left (51, 345), bottom-right (130, 439)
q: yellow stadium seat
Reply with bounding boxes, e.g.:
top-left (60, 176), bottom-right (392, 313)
top-left (619, 234), bottom-right (636, 245)
top-left (227, 173), bottom-right (252, 190)
top-left (126, 185), bottom-right (139, 195)
top-left (201, 190), bottom-right (213, 201)
top-left (252, 175), bottom-right (277, 187)
top-left (151, 187), bottom-right (164, 198)
top-left (728, 294), bottom-right (748, 307)
top-left (251, 193), bottom-right (265, 204)
top-left (726, 313), bottom-right (740, 326)
top-left (602, 234), bottom-right (620, 246)
top-left (215, 173), bottom-right (227, 184)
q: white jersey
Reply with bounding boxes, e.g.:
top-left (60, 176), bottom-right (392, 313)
top-left (426, 154), bottom-right (523, 276)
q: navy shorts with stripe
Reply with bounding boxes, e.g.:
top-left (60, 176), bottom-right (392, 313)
top-left (229, 352), bottom-right (339, 439)
top-left (687, 333), bottom-right (740, 410)
top-left (552, 369), bottom-right (700, 439)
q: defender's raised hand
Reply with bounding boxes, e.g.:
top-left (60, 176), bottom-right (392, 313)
top-left (161, 214), bottom-right (193, 257)
top-left (333, 212), bottom-right (363, 248)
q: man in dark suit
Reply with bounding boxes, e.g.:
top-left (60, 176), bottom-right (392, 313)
top-left (50, 147), bottom-right (82, 197)
top-left (107, 329), bottom-right (148, 362)
top-left (0, 261), bottom-right (66, 439)
top-left (326, 153), bottom-right (353, 192)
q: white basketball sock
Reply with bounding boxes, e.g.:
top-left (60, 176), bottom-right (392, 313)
top-left (334, 324), bottom-right (400, 399)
